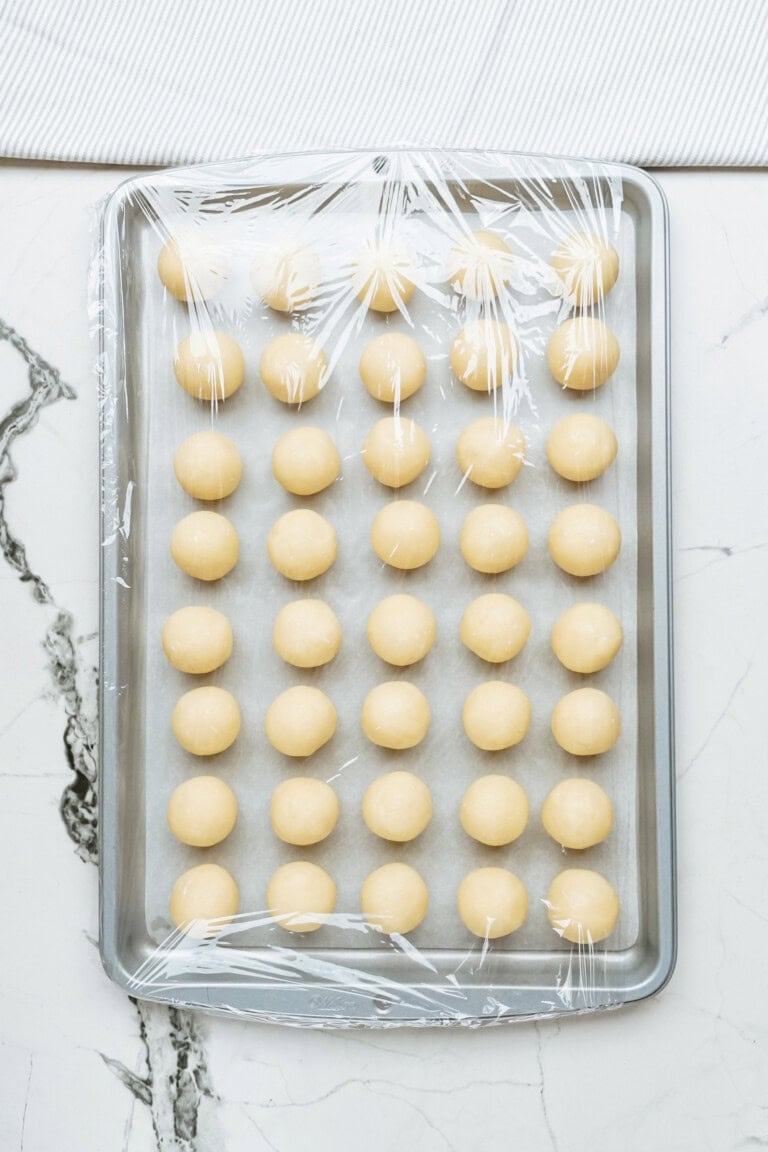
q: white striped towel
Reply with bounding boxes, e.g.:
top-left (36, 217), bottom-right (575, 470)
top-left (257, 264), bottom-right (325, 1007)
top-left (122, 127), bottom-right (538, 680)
top-left (1, 0), bottom-right (767, 167)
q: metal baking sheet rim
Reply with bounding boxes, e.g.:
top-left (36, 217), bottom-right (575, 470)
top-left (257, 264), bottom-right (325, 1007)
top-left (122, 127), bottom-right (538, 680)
top-left (97, 149), bottom-right (676, 1026)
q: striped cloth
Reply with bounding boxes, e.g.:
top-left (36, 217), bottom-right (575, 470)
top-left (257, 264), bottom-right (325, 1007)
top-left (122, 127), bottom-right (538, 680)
top-left (1, 0), bottom-right (767, 167)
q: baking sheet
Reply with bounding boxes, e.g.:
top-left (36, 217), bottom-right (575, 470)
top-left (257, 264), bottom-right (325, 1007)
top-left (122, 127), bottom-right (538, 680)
top-left (137, 192), bottom-right (640, 956)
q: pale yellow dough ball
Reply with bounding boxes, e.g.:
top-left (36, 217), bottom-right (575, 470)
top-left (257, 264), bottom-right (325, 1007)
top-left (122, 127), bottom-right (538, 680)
top-left (460, 594), bottom-right (530, 663)
top-left (273, 599), bottom-right (341, 668)
top-left (551, 602), bottom-right (623, 673)
top-left (363, 417), bottom-right (431, 488)
top-left (267, 861), bottom-right (336, 933)
top-left (270, 778), bottom-right (340, 846)
top-left (353, 241), bottom-right (416, 312)
top-left (370, 500), bottom-right (440, 569)
top-left (171, 686), bottom-right (241, 756)
top-left (546, 868), bottom-right (620, 944)
top-left (171, 511), bottom-right (239, 581)
top-left (547, 316), bottom-right (620, 391)
top-left (460, 505), bottom-right (528, 574)
top-left (551, 687), bottom-right (621, 756)
top-left (460, 775), bottom-right (529, 846)
top-left (552, 231), bottom-right (620, 307)
top-left (457, 868), bottom-right (528, 939)
top-left (362, 771), bottom-right (432, 842)
top-left (548, 503), bottom-right (621, 577)
top-left (462, 681), bottom-right (531, 751)
top-left (271, 427), bottom-right (340, 495)
top-left (265, 685), bottom-right (337, 757)
top-left (167, 775), bottom-right (238, 847)
top-left (542, 779), bottom-right (614, 849)
top-left (361, 681), bottom-right (430, 750)
top-left (173, 432), bottom-right (243, 500)
top-left (170, 863), bottom-right (239, 936)
top-left (174, 331), bottom-right (244, 403)
top-left (361, 863), bottom-right (429, 935)
top-left (251, 243), bottom-right (320, 312)
top-left (546, 414), bottom-right (618, 482)
top-left (446, 230), bottom-right (513, 299)
top-left (267, 509), bottom-right (337, 581)
top-left (359, 332), bottom-right (427, 403)
top-left (367, 594), bottom-right (436, 666)
top-left (162, 605), bottom-right (233, 674)
top-left (456, 417), bottom-right (526, 489)
top-left (450, 320), bottom-right (517, 392)
top-left (158, 232), bottom-right (228, 302)
top-left (260, 332), bottom-right (327, 405)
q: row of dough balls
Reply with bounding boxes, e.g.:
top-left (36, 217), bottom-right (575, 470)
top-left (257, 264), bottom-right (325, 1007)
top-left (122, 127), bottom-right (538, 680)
top-left (169, 499), bottom-right (622, 583)
top-left (170, 859), bottom-right (620, 944)
top-left (175, 414), bottom-right (618, 507)
top-left (164, 597), bottom-right (622, 676)
top-left (168, 681), bottom-right (621, 759)
top-left (168, 771), bottom-right (614, 852)
top-left (170, 315), bottom-right (619, 410)
top-left (159, 228), bottom-right (618, 313)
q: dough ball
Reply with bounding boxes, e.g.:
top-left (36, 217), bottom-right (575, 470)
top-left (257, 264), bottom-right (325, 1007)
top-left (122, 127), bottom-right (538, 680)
top-left (460, 775), bottom-right (529, 846)
top-left (174, 331), bottom-right (244, 402)
top-left (171, 511), bottom-right (239, 581)
top-left (251, 243), bottom-right (320, 312)
top-left (167, 775), bottom-right (238, 847)
top-left (362, 771), bottom-right (432, 842)
top-left (266, 861), bottom-right (336, 933)
top-left (551, 231), bottom-right (619, 307)
top-left (273, 599), bottom-right (341, 668)
top-left (457, 868), bottom-right (528, 939)
top-left (460, 505), bottom-right (528, 574)
top-left (367, 594), bottom-right (436, 666)
top-left (456, 417), bottom-right (526, 489)
top-left (270, 778), bottom-right (339, 846)
top-left (267, 509), bottom-right (337, 581)
top-left (551, 602), bottom-right (623, 673)
top-left (361, 681), bottom-right (430, 750)
top-left (353, 241), bottom-right (416, 312)
top-left (546, 414), bottom-right (618, 482)
top-left (548, 503), bottom-right (621, 577)
top-left (542, 779), bottom-right (614, 849)
top-left (173, 431), bottom-right (243, 500)
top-left (547, 317), bottom-right (619, 391)
top-left (462, 681), bottom-right (531, 751)
top-left (460, 594), bottom-right (530, 663)
top-left (162, 605), bottom-right (234, 673)
top-left (546, 868), bottom-right (619, 944)
top-left (446, 229), bottom-right (513, 299)
top-left (359, 332), bottom-right (427, 403)
top-left (172, 686), bottom-right (241, 756)
top-left (272, 427), bottom-right (340, 495)
top-left (551, 687), bottom-right (621, 756)
top-left (449, 320), bottom-right (517, 392)
top-left (158, 232), bottom-right (227, 302)
top-left (361, 863), bottom-right (429, 935)
top-left (370, 500), bottom-right (440, 569)
top-left (260, 332), bottom-right (327, 405)
top-left (265, 685), bottom-right (337, 757)
top-left (170, 863), bottom-right (239, 936)
top-left (363, 417), bottom-right (431, 488)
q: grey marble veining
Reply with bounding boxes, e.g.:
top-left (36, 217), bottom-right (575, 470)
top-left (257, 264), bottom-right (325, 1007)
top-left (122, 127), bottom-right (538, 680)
top-left (0, 314), bottom-right (215, 1151)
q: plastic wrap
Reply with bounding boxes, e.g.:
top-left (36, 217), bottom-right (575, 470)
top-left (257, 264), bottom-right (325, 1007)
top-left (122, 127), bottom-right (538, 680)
top-left (95, 149), bottom-right (674, 1026)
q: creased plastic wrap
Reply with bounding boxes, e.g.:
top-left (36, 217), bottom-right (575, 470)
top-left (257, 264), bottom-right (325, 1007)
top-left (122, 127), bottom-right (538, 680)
top-left (95, 149), bottom-right (675, 1026)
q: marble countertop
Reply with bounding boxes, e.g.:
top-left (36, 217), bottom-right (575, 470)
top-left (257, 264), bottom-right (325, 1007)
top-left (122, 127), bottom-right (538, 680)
top-left (1, 163), bottom-right (766, 1152)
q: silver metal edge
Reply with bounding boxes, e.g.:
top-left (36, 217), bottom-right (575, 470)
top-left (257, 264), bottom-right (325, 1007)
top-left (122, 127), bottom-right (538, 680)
top-left (98, 179), bottom-right (135, 994)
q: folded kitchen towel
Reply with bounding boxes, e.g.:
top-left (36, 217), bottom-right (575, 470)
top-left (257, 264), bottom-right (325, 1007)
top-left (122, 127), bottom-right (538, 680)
top-left (1, 0), bottom-right (767, 167)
